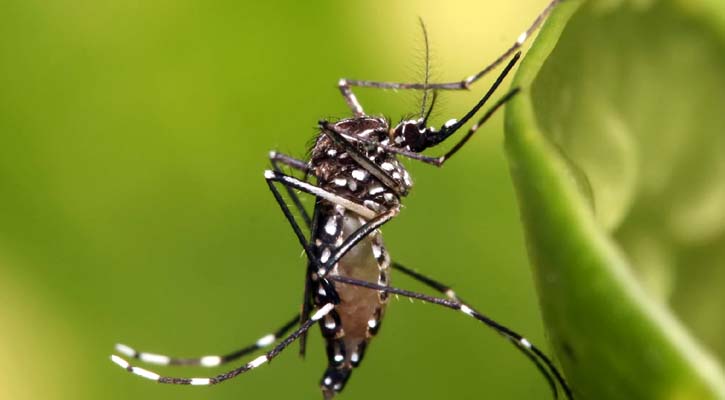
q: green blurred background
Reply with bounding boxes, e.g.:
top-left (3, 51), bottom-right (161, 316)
top-left (0, 1), bottom-right (570, 399)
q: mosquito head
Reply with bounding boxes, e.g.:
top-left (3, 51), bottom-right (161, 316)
top-left (390, 117), bottom-right (457, 153)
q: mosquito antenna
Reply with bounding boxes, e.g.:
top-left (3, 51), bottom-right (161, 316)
top-left (418, 17), bottom-right (431, 120)
top-left (422, 91), bottom-right (438, 126)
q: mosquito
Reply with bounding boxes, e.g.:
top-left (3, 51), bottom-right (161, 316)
top-left (110, 1), bottom-right (573, 398)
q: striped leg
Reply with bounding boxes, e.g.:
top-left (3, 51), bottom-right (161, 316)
top-left (265, 170), bottom-right (376, 220)
top-left (113, 314), bottom-right (298, 368)
top-left (392, 261), bottom-right (461, 301)
top-left (264, 158), bottom-right (316, 356)
top-left (110, 304), bottom-right (335, 385)
top-left (326, 275), bottom-right (574, 400)
top-left (392, 261), bottom-right (560, 397)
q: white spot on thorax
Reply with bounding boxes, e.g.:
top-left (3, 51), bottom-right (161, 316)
top-left (352, 169), bottom-right (368, 181)
top-left (320, 247), bottom-right (331, 263)
top-left (403, 170), bottom-right (413, 187)
top-left (324, 218), bottom-right (338, 235)
top-left (369, 186), bottom-right (385, 195)
top-left (364, 200), bottom-right (381, 211)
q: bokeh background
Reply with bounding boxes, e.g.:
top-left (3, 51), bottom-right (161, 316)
top-left (0, 1), bottom-right (574, 399)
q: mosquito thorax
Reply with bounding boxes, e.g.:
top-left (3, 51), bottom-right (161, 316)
top-left (310, 117), bottom-right (413, 212)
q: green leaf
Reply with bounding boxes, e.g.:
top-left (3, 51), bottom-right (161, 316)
top-left (504, 0), bottom-right (725, 398)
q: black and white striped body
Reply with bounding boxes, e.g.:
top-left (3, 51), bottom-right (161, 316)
top-left (308, 117), bottom-right (410, 397)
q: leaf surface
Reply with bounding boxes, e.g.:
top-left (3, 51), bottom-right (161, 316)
top-left (505, 0), bottom-right (725, 398)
